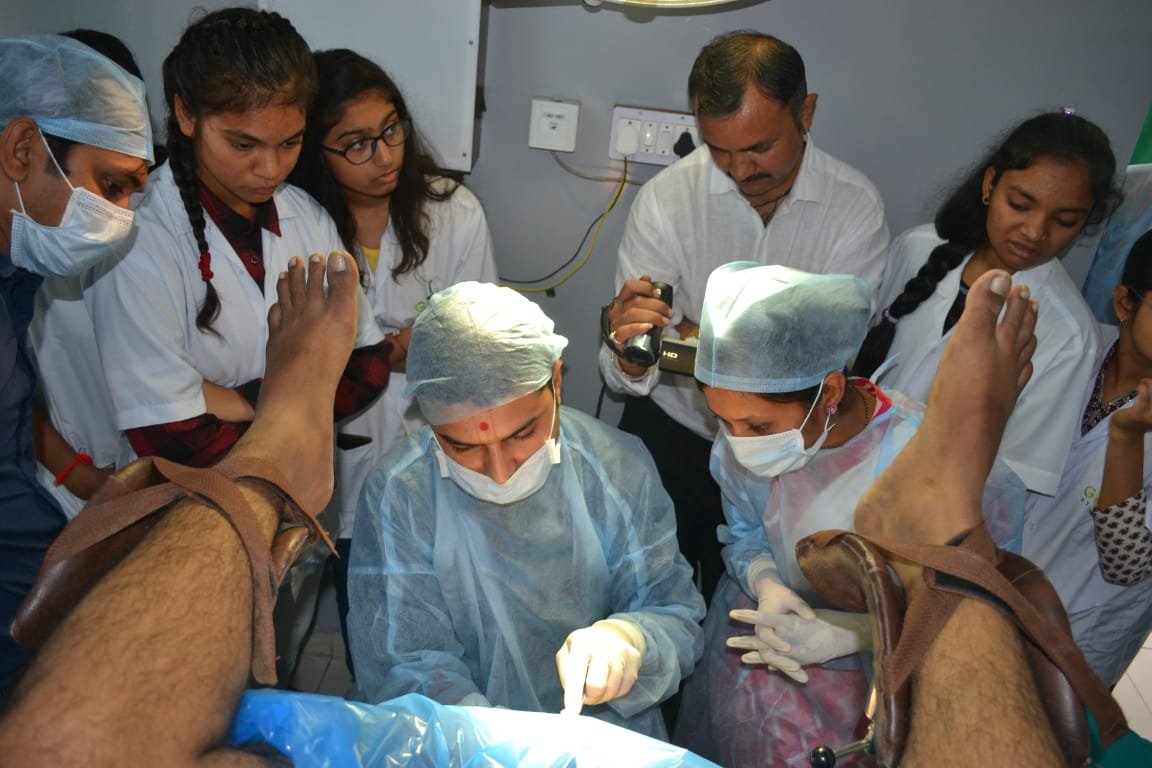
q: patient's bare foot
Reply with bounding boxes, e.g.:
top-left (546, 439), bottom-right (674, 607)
top-left (233, 251), bottom-right (360, 514)
top-left (855, 269), bottom-right (1036, 547)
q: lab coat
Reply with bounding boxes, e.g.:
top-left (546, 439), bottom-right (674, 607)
top-left (348, 406), bottom-right (705, 740)
top-left (1024, 328), bottom-right (1152, 687)
top-left (90, 162), bottom-right (382, 432)
top-left (875, 224), bottom-right (1101, 495)
top-left (676, 390), bottom-right (1025, 766)
top-left (330, 182), bottom-right (495, 538)
top-left (30, 272), bottom-right (134, 518)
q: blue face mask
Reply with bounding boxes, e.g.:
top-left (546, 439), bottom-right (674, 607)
top-left (722, 379), bottom-right (833, 478)
top-left (9, 134), bottom-right (135, 277)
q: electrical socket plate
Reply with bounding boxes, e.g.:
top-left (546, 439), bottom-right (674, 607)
top-left (609, 105), bottom-right (700, 166)
top-left (528, 97), bottom-right (580, 153)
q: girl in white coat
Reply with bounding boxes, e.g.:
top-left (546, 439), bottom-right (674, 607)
top-left (290, 48), bottom-right (496, 672)
top-left (1025, 230), bottom-right (1152, 687)
top-left (89, 9), bottom-right (389, 681)
top-left (856, 112), bottom-right (1122, 497)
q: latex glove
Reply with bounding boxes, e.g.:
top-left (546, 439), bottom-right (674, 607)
top-left (729, 559), bottom-right (816, 682)
top-left (728, 609), bottom-right (872, 682)
top-left (556, 619), bottom-right (645, 716)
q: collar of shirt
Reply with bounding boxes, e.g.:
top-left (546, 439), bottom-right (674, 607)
top-left (198, 182), bottom-right (283, 241)
top-left (707, 138), bottom-right (823, 210)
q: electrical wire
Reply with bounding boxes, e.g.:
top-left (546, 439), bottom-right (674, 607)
top-left (499, 157), bottom-right (629, 293)
top-left (550, 151), bottom-right (644, 185)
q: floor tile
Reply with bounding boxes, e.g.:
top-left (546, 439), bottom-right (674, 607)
top-left (1124, 646), bottom-right (1152, 698)
top-left (1115, 673), bottom-right (1152, 738)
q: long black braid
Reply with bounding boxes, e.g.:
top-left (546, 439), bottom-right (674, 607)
top-left (160, 7), bottom-right (317, 334)
top-left (852, 111), bottom-right (1122, 378)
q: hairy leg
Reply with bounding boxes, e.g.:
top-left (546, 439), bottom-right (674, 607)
top-left (0, 252), bottom-right (359, 768)
top-left (854, 269), bottom-right (1059, 766)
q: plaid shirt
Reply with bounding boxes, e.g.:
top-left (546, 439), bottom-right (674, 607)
top-left (125, 184), bottom-right (392, 466)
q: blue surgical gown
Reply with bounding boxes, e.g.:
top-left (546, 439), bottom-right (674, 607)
top-left (348, 406), bottom-right (705, 739)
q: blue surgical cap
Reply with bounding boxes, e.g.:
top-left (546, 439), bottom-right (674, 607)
top-left (695, 262), bottom-right (871, 393)
top-left (404, 282), bottom-right (569, 424)
top-left (0, 35), bottom-right (153, 162)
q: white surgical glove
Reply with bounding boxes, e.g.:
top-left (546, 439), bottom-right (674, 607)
top-left (729, 556), bottom-right (817, 682)
top-left (728, 609), bottom-right (872, 681)
top-left (556, 619), bottom-right (645, 716)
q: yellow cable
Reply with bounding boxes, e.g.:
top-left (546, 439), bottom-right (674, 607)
top-left (514, 157), bottom-right (629, 294)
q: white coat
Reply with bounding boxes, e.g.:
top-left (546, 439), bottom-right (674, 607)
top-left (30, 273), bottom-right (134, 518)
top-left (1024, 327), bottom-right (1152, 687)
top-left (875, 224), bottom-right (1101, 495)
top-left (332, 181), bottom-right (495, 537)
top-left (91, 162), bottom-right (383, 432)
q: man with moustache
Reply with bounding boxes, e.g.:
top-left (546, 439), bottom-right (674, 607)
top-left (599, 31), bottom-right (889, 604)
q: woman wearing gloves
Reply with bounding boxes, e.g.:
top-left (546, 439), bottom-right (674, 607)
top-left (674, 263), bottom-right (1024, 766)
top-left (347, 282), bottom-right (704, 739)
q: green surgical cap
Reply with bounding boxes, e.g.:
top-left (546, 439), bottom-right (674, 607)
top-left (695, 262), bottom-right (870, 393)
top-left (0, 35), bottom-right (153, 162)
top-left (404, 282), bottom-right (569, 424)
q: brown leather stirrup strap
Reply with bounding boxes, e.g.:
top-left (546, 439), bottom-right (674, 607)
top-left (802, 526), bottom-right (1129, 753)
top-left (12, 456), bottom-right (335, 686)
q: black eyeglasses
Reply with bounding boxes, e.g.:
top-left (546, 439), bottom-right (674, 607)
top-left (322, 117), bottom-right (411, 165)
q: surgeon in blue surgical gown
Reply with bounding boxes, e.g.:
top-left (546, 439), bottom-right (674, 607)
top-left (347, 281), bottom-right (705, 739)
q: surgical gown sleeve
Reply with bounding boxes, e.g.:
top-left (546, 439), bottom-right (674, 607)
top-left (347, 446), bottom-right (486, 707)
top-left (711, 440), bottom-right (775, 598)
top-left (588, 434), bottom-right (706, 718)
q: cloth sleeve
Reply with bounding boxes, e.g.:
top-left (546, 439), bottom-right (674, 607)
top-left (90, 226), bottom-right (209, 430)
top-left (598, 449), bottom-right (705, 719)
top-left (712, 448), bottom-right (777, 600)
top-left (598, 185), bottom-right (680, 395)
top-left (821, 189), bottom-right (889, 309)
top-left (1091, 488), bottom-right (1152, 585)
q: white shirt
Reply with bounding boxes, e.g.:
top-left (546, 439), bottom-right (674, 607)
top-left (1024, 326), bottom-right (1152, 686)
top-left (875, 224), bottom-right (1101, 495)
top-left (332, 181), bottom-right (496, 536)
top-left (599, 141), bottom-right (889, 438)
top-left (29, 273), bottom-right (134, 518)
top-left (91, 162), bottom-right (382, 432)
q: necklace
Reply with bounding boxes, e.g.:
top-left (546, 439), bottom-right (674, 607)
top-left (857, 386), bottom-right (874, 426)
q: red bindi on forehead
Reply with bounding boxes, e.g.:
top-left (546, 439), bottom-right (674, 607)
top-left (479, 422), bottom-right (489, 431)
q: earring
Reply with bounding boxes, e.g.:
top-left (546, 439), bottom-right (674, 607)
top-left (828, 402), bottom-right (839, 415)
top-left (982, 195), bottom-right (990, 205)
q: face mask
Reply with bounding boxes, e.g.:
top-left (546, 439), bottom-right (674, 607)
top-left (723, 379), bottom-right (833, 478)
top-left (435, 389), bottom-right (562, 505)
top-left (9, 134), bottom-right (135, 277)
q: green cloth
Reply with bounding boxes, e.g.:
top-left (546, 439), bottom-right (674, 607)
top-left (1087, 710), bottom-right (1152, 766)
top-left (1132, 104), bottom-right (1152, 164)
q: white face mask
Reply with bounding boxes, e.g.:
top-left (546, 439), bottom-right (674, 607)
top-left (9, 134), bottom-right (135, 277)
top-left (435, 390), bottom-right (562, 505)
top-left (722, 379), bottom-right (833, 478)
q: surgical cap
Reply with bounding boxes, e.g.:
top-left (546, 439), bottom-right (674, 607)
top-left (404, 282), bottom-right (569, 424)
top-left (0, 35), bottom-right (153, 162)
top-left (695, 262), bottom-right (870, 393)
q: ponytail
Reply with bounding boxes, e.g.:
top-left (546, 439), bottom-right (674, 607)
top-left (852, 241), bottom-right (969, 377)
top-left (165, 122), bottom-right (221, 335)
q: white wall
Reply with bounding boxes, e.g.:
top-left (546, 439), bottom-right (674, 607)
top-left (6, 0), bottom-right (1152, 421)
top-left (473, 0), bottom-right (1152, 420)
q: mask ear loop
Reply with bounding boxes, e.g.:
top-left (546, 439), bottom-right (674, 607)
top-left (39, 132), bottom-right (77, 192)
top-left (546, 380), bottom-right (562, 464)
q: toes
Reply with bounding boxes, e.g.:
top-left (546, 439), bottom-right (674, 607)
top-left (306, 253), bottom-right (327, 303)
top-left (968, 269), bottom-right (1012, 323)
top-left (267, 302), bottom-right (283, 333)
top-left (325, 250), bottom-right (359, 299)
top-left (275, 269), bottom-right (292, 313)
top-left (288, 256), bottom-right (307, 308)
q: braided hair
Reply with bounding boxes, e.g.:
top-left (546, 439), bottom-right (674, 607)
top-left (161, 8), bottom-right (317, 334)
top-left (853, 111), bottom-right (1122, 377)
top-left (290, 48), bottom-right (458, 288)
